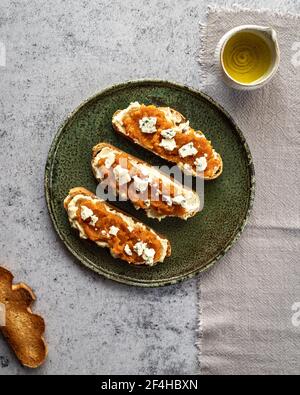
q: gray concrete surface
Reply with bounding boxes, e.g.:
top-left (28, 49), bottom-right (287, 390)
top-left (0, 0), bottom-right (299, 375)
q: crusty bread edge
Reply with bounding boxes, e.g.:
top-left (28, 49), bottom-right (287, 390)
top-left (112, 107), bottom-right (223, 181)
top-left (92, 142), bottom-right (200, 220)
top-left (0, 267), bottom-right (48, 369)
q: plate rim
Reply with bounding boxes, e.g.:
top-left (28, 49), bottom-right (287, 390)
top-left (45, 79), bottom-right (256, 288)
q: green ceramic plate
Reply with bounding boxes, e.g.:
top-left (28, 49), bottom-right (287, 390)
top-left (45, 80), bottom-right (255, 287)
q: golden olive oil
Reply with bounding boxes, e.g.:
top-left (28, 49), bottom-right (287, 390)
top-left (222, 32), bottom-right (272, 84)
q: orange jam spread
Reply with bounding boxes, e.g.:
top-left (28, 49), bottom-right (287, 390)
top-left (122, 105), bottom-right (221, 177)
top-left (97, 153), bottom-right (187, 218)
top-left (76, 199), bottom-right (163, 264)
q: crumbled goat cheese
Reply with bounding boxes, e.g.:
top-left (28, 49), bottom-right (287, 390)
top-left (113, 165), bottom-right (131, 186)
top-left (94, 165), bottom-right (105, 180)
top-left (162, 195), bottom-right (173, 206)
top-left (133, 241), bottom-right (156, 265)
top-left (194, 156), bottom-right (208, 172)
top-left (133, 241), bottom-right (148, 257)
top-left (183, 164), bottom-right (193, 175)
top-left (133, 175), bottom-right (149, 193)
top-left (161, 129), bottom-right (176, 139)
top-left (172, 195), bottom-right (186, 206)
top-left (138, 165), bottom-right (150, 177)
top-left (124, 244), bottom-right (133, 256)
top-left (179, 142), bottom-right (198, 158)
top-left (178, 121), bottom-right (190, 133)
top-left (142, 247), bottom-right (156, 266)
top-left (139, 117), bottom-right (157, 134)
top-left (159, 138), bottom-right (177, 152)
top-left (109, 226), bottom-right (119, 236)
top-left (104, 152), bottom-right (116, 169)
top-left (81, 206), bottom-right (94, 221)
top-left (89, 215), bottom-right (99, 227)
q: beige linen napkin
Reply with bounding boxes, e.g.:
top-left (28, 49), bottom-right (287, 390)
top-left (198, 6), bottom-right (300, 375)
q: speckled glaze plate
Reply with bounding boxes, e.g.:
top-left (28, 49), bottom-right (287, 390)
top-left (45, 80), bottom-right (255, 287)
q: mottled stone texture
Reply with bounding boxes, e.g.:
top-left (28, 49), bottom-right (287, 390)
top-left (0, 0), bottom-right (298, 375)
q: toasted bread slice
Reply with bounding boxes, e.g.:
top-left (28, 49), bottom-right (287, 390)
top-left (64, 187), bottom-right (171, 266)
top-left (0, 267), bottom-right (47, 368)
top-left (112, 102), bottom-right (223, 180)
top-left (91, 143), bottom-right (201, 221)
